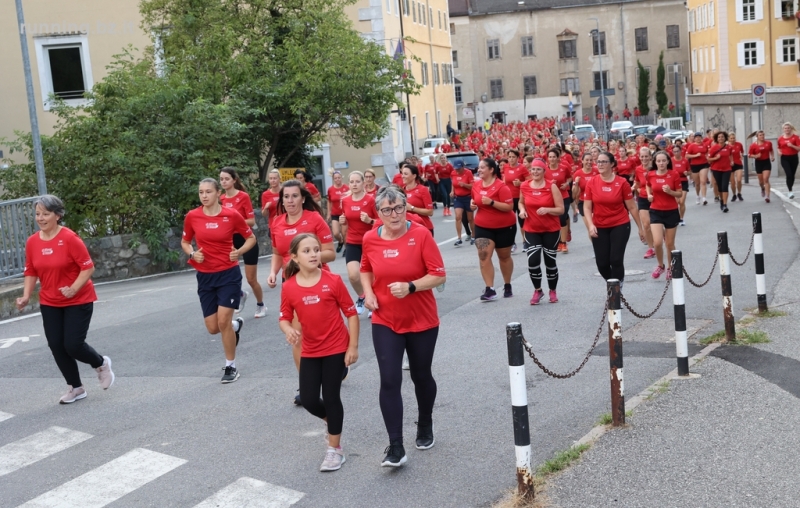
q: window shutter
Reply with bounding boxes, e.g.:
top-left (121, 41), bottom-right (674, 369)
top-left (755, 0), bottom-right (764, 20)
top-left (775, 0), bottom-right (782, 18)
top-left (692, 49), bottom-right (698, 72)
top-left (560, 79), bottom-right (566, 94)
top-left (756, 40), bottom-right (765, 65)
top-left (735, 0), bottom-right (743, 22)
top-left (737, 42), bottom-right (745, 67)
top-left (710, 1), bottom-right (715, 26)
top-left (796, 37), bottom-right (800, 61)
top-left (777, 39), bottom-right (784, 63)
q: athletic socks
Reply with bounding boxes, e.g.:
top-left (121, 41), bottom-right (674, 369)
top-left (232, 320), bottom-right (240, 332)
top-left (226, 359), bottom-right (236, 368)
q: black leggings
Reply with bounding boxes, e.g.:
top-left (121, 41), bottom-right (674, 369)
top-left (299, 352), bottom-right (346, 435)
top-left (438, 179), bottom-right (452, 208)
top-left (711, 170), bottom-right (731, 194)
top-left (781, 154), bottom-right (798, 191)
top-left (591, 223), bottom-right (631, 282)
top-left (40, 303), bottom-right (103, 388)
top-left (523, 231), bottom-right (560, 290)
top-left (372, 324), bottom-right (439, 440)
top-left (513, 198), bottom-right (525, 230)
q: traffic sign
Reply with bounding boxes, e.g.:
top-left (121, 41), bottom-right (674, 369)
top-left (568, 101), bottom-right (574, 112)
top-left (752, 83), bottom-right (767, 105)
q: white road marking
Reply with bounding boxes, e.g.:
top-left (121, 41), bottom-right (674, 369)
top-left (0, 411), bottom-right (14, 423)
top-left (0, 337), bottom-right (30, 349)
top-left (0, 313), bottom-right (41, 326)
top-left (0, 426), bottom-right (92, 477)
top-left (193, 477), bottom-right (304, 508)
top-left (436, 236), bottom-right (458, 246)
top-left (18, 448), bottom-right (186, 508)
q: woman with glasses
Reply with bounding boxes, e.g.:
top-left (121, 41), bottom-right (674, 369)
top-left (360, 186), bottom-right (446, 468)
top-left (364, 169), bottom-right (382, 198)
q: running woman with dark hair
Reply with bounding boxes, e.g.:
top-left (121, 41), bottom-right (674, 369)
top-left (546, 148), bottom-right (572, 254)
top-left (294, 170), bottom-right (323, 206)
top-left (401, 164), bottom-right (435, 235)
top-left (748, 131), bottom-right (774, 203)
top-left (450, 159), bottom-right (475, 246)
top-left (633, 148), bottom-right (656, 259)
top-left (778, 122), bottom-right (800, 199)
top-left (728, 132), bottom-right (745, 202)
top-left (327, 170), bottom-right (349, 254)
top-left (502, 149), bottom-right (527, 253)
top-left (708, 131), bottom-right (734, 212)
top-left (670, 145), bottom-right (690, 226)
top-left (646, 151), bottom-right (682, 279)
top-left (339, 171), bottom-right (378, 315)
top-left (686, 132), bottom-right (710, 205)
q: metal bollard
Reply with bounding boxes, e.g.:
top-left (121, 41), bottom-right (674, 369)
top-left (718, 232), bottom-right (736, 342)
top-left (753, 212), bottom-right (768, 313)
top-left (607, 280), bottom-right (625, 426)
top-left (506, 323), bottom-right (534, 501)
top-left (671, 251), bottom-right (690, 376)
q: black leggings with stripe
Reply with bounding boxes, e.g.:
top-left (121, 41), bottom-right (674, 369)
top-left (524, 231), bottom-right (560, 290)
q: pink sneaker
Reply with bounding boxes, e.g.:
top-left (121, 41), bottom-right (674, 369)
top-left (643, 248), bottom-right (656, 259)
top-left (549, 290), bottom-right (558, 303)
top-left (651, 265), bottom-right (665, 279)
top-left (530, 289), bottom-right (544, 305)
top-left (59, 385), bottom-right (86, 404)
top-left (96, 356), bottom-right (115, 390)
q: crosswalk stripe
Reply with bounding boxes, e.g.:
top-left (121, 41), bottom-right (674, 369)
top-left (193, 477), bottom-right (304, 508)
top-left (0, 411), bottom-right (13, 422)
top-left (18, 448), bottom-right (187, 508)
top-left (0, 426), bottom-right (92, 477)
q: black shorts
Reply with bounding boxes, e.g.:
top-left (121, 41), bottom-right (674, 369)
top-left (637, 196), bottom-right (651, 211)
top-left (620, 174), bottom-right (635, 186)
top-left (474, 224), bottom-right (517, 249)
top-left (649, 208), bottom-right (681, 229)
top-left (197, 266), bottom-right (242, 318)
top-left (345, 243), bottom-right (363, 264)
top-left (690, 163), bottom-right (709, 174)
top-left (233, 233), bottom-right (259, 266)
top-left (732, 164), bottom-right (743, 171)
top-left (578, 200), bottom-right (585, 217)
top-left (681, 180), bottom-right (689, 192)
top-left (331, 215), bottom-right (340, 222)
top-left (560, 197), bottom-right (572, 227)
top-left (453, 195), bottom-right (472, 210)
top-left (755, 159), bottom-right (771, 174)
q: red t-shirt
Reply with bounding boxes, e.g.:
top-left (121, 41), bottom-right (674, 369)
top-left (616, 158), bottom-right (635, 176)
top-left (503, 164), bottom-right (528, 199)
top-left (520, 181), bottom-right (561, 233)
top-left (573, 170), bottom-right (595, 200)
top-left (671, 158), bottom-right (689, 182)
top-left (437, 162), bottom-right (454, 180)
top-left (342, 194), bottom-right (378, 245)
top-left (451, 169), bottom-right (474, 197)
top-left (365, 185), bottom-right (381, 199)
top-left (219, 190), bottom-right (255, 222)
top-left (646, 170), bottom-right (680, 211)
top-left (423, 164), bottom-right (439, 182)
top-left (634, 165), bottom-right (650, 198)
top-left (279, 270), bottom-right (356, 358)
top-left (392, 173), bottom-right (404, 186)
top-left (270, 210), bottom-right (333, 266)
top-left (260, 189), bottom-right (281, 225)
top-left (749, 141), bottom-right (773, 161)
top-left (730, 142), bottom-right (744, 166)
top-left (182, 207), bottom-right (253, 273)
top-left (777, 134), bottom-right (800, 156)
top-left (708, 143), bottom-right (732, 172)
top-left (360, 224), bottom-right (446, 333)
top-left (686, 142), bottom-right (708, 166)
top-left (24, 227), bottom-right (97, 307)
top-left (472, 178), bottom-right (516, 228)
top-left (327, 185), bottom-right (349, 216)
top-left (404, 184), bottom-right (434, 231)
top-left (584, 176), bottom-right (634, 228)
top-left (547, 166), bottom-right (571, 199)
top-left (305, 182), bottom-right (321, 200)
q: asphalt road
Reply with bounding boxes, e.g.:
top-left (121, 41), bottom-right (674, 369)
top-left (0, 183), bottom-right (796, 508)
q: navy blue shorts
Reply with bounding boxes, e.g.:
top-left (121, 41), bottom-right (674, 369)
top-left (453, 195), bottom-right (472, 210)
top-left (197, 266), bottom-right (242, 318)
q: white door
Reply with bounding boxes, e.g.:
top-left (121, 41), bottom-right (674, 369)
top-left (734, 109), bottom-right (746, 143)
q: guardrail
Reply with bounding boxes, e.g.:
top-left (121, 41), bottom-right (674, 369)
top-left (0, 196), bottom-right (38, 281)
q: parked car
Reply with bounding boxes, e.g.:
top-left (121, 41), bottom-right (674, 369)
top-left (419, 152), bottom-right (480, 176)
top-left (626, 124), bottom-right (669, 141)
top-left (609, 121), bottom-right (634, 139)
top-left (573, 124), bottom-right (598, 141)
top-left (663, 129), bottom-right (693, 141)
top-left (421, 137), bottom-right (447, 156)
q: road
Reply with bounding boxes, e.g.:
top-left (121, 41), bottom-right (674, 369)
top-left (0, 184), bottom-right (796, 507)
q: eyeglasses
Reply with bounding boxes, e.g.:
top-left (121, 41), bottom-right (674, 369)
top-left (379, 204), bottom-right (407, 216)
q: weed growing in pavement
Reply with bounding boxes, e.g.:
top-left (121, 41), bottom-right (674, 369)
top-left (699, 330), bottom-right (726, 345)
top-left (754, 309), bottom-right (787, 318)
top-left (738, 317), bottom-right (756, 327)
top-left (597, 410), bottom-right (634, 425)
top-left (643, 381), bottom-right (670, 400)
top-left (733, 329), bottom-right (770, 344)
top-left (536, 444), bottom-right (591, 476)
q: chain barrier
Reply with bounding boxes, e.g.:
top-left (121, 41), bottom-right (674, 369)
top-left (620, 271), bottom-right (672, 319)
top-left (729, 227), bottom-right (756, 267)
top-left (521, 298), bottom-right (608, 379)
top-left (684, 236), bottom-right (721, 288)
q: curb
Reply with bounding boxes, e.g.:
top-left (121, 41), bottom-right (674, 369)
top-left (770, 189), bottom-right (800, 211)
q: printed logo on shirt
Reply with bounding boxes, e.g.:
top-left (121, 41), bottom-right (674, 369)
top-left (82, 260), bottom-right (92, 266)
top-left (602, 187), bottom-right (612, 192)
top-left (408, 238), bottom-right (416, 246)
top-left (656, 178), bottom-right (665, 183)
top-left (301, 221), bottom-right (308, 226)
top-left (285, 228), bottom-right (297, 235)
top-left (58, 240), bottom-right (64, 246)
top-left (350, 206), bottom-right (361, 211)
top-left (41, 248), bottom-right (53, 255)
top-left (224, 202), bottom-right (233, 207)
top-left (302, 295), bottom-right (321, 305)
top-left (322, 285), bottom-right (330, 292)
top-left (383, 249), bottom-right (400, 258)
top-left (223, 217), bottom-right (229, 222)
top-left (479, 190), bottom-right (488, 195)
top-left (205, 223), bottom-right (219, 229)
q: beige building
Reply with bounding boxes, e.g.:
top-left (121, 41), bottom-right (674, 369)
top-left (448, 0), bottom-right (690, 128)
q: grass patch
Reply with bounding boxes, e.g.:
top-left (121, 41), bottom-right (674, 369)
top-left (699, 330), bottom-right (726, 345)
top-left (738, 317), bottom-right (756, 327)
top-left (536, 443), bottom-right (591, 477)
top-left (755, 310), bottom-right (787, 318)
top-left (643, 381), bottom-right (670, 400)
top-left (734, 329), bottom-right (770, 344)
top-left (597, 410), bottom-right (634, 425)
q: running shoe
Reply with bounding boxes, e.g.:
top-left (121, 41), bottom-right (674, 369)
top-left (679, 220), bottom-right (686, 226)
top-left (714, 196), bottom-right (720, 203)
top-left (96, 356), bottom-right (115, 390)
top-left (738, 193), bottom-right (743, 201)
top-left (530, 289), bottom-right (544, 305)
top-left (723, 205), bottom-right (729, 213)
top-left (234, 317), bottom-right (244, 346)
top-left (342, 365), bottom-right (350, 381)
top-left (454, 239), bottom-right (463, 247)
top-left (402, 355), bottom-right (410, 370)
top-left (294, 389), bottom-right (302, 406)
top-left (59, 385), bottom-right (87, 404)
top-left (320, 446), bottom-right (346, 472)
top-left (731, 194), bottom-right (737, 202)
top-left (766, 197), bottom-right (771, 203)
top-left (221, 365), bottom-right (239, 384)
top-left (355, 297), bottom-right (366, 315)
top-left (433, 203), bottom-right (438, 209)
top-left (790, 192), bottom-right (795, 199)
top-left (415, 422), bottom-right (435, 450)
top-left (470, 238), bottom-right (475, 246)
top-left (549, 290), bottom-right (559, 303)
top-left (368, 310), bottom-right (373, 318)
top-left (236, 291), bottom-right (248, 313)
top-left (254, 304), bottom-right (267, 318)
top-left (703, 198), bottom-right (708, 205)
top-left (695, 196), bottom-right (701, 205)
top-left (720, 201), bottom-right (724, 211)
top-left (651, 265), bottom-right (665, 279)
top-left (480, 287), bottom-right (498, 302)
top-left (503, 283), bottom-right (513, 298)
top-left (572, 214), bottom-right (579, 223)
top-left (567, 231), bottom-right (572, 242)
top-left (761, 188), bottom-right (766, 197)
top-left (336, 242), bottom-right (343, 253)
top-left (643, 248), bottom-right (655, 259)
top-left (381, 439), bottom-right (407, 467)
top-left (511, 243), bottom-right (517, 253)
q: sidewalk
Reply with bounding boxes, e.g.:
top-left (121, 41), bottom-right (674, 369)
top-left (542, 195), bottom-right (800, 508)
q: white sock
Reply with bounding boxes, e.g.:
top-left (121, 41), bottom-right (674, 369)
top-left (226, 359), bottom-right (235, 368)
top-left (232, 320), bottom-right (240, 332)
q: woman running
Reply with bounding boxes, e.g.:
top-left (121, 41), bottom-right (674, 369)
top-left (360, 186), bottom-right (447, 467)
top-left (401, 164), bottom-right (435, 235)
top-left (572, 152), bottom-right (596, 228)
top-left (686, 132), bottom-right (710, 205)
top-left (670, 145), bottom-right (690, 226)
top-left (327, 170), bottom-right (349, 254)
top-left (471, 158), bottom-right (517, 300)
top-left (502, 150), bottom-right (527, 252)
top-left (17, 195), bottom-right (115, 404)
top-left (546, 149), bottom-right (572, 254)
top-left (647, 152), bottom-right (682, 279)
top-left (616, 146), bottom-right (636, 186)
top-left (728, 132), bottom-right (745, 202)
top-left (423, 159), bottom-right (440, 209)
top-left (778, 122), bottom-right (800, 199)
top-left (436, 154), bottom-right (454, 216)
top-left (182, 178), bottom-right (256, 383)
top-left (261, 169), bottom-right (283, 227)
top-left (450, 159), bottom-right (475, 246)
top-left (364, 169), bottom-right (382, 198)
top-left (583, 153), bottom-right (646, 284)
top-left (280, 233), bottom-right (359, 472)
top-left (633, 148), bottom-right (656, 259)
top-left (340, 171), bottom-right (378, 315)
top-left (219, 167), bottom-right (265, 318)
top-left (748, 131), bottom-right (774, 203)
top-left (518, 159), bottom-right (564, 304)
top-left (294, 170), bottom-right (323, 206)
top-left (707, 132), bottom-right (734, 212)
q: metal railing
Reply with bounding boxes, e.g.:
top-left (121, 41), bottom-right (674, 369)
top-left (0, 197), bottom-right (38, 281)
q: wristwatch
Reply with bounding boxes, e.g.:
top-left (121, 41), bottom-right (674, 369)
top-left (490, 200), bottom-right (495, 206)
top-left (408, 281), bottom-right (417, 294)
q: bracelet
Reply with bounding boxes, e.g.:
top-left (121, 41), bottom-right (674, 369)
top-left (189, 251), bottom-right (195, 259)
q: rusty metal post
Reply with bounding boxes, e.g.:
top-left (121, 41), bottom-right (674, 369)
top-left (753, 212), bottom-right (768, 313)
top-left (506, 322), bottom-right (534, 501)
top-left (607, 280), bottom-right (625, 426)
top-left (718, 232), bottom-right (736, 342)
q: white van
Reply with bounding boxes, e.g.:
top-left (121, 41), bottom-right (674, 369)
top-left (421, 138), bottom-right (447, 156)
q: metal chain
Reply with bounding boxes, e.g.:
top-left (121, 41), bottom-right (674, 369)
top-left (729, 227), bottom-right (756, 267)
top-left (521, 298), bottom-right (608, 379)
top-left (684, 237), bottom-right (721, 287)
top-left (620, 274), bottom-right (672, 319)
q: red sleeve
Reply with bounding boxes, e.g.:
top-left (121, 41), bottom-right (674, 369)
top-left (279, 284), bottom-right (295, 322)
top-left (69, 233), bottom-right (94, 270)
top-left (23, 238), bottom-right (36, 277)
top-left (335, 275), bottom-right (357, 318)
top-left (360, 236), bottom-right (374, 273)
top-left (313, 215), bottom-right (334, 243)
top-left (421, 230), bottom-right (446, 278)
top-left (242, 193), bottom-right (255, 219)
top-left (232, 211), bottom-right (253, 237)
top-left (621, 179), bottom-right (634, 200)
top-left (261, 191), bottom-right (269, 209)
top-left (182, 213), bottom-right (195, 243)
top-left (497, 183), bottom-right (513, 204)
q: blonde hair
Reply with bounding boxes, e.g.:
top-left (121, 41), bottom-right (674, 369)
top-left (783, 122), bottom-right (797, 133)
top-left (348, 170), bottom-right (365, 182)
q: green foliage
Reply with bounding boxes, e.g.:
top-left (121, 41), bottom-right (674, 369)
top-left (636, 60), bottom-right (651, 116)
top-left (655, 51), bottom-right (668, 116)
top-left (536, 444), bottom-right (591, 476)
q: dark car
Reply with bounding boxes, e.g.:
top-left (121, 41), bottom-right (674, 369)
top-left (445, 151), bottom-right (480, 175)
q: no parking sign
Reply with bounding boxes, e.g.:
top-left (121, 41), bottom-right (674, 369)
top-left (752, 83), bottom-right (767, 105)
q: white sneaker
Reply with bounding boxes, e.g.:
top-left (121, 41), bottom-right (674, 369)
top-left (368, 310), bottom-right (373, 318)
top-left (790, 192), bottom-right (795, 199)
top-left (355, 297), bottom-right (365, 315)
top-left (695, 196), bottom-right (701, 205)
top-left (236, 291), bottom-right (248, 313)
top-left (254, 305), bottom-right (267, 318)
top-left (96, 356), bottom-right (115, 390)
top-left (320, 446), bottom-right (346, 471)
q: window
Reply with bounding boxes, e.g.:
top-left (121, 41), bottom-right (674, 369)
top-left (667, 63), bottom-right (683, 84)
top-left (779, 0), bottom-right (795, 18)
top-left (452, 50), bottom-right (458, 68)
top-left (593, 71), bottom-right (609, 91)
top-left (490, 79), bottom-right (503, 99)
top-left (667, 25), bottom-right (680, 48)
top-left (433, 63), bottom-right (440, 85)
top-left (778, 38), bottom-right (798, 63)
top-left (688, 9), bottom-right (695, 32)
top-left (740, 0), bottom-right (757, 22)
top-left (691, 49), bottom-right (697, 72)
top-left (635, 66), bottom-right (651, 84)
top-left (559, 77), bottom-right (580, 95)
top-left (738, 41), bottom-right (763, 67)
top-left (421, 4), bottom-right (426, 25)
top-left (429, 7), bottom-right (433, 27)
top-left (387, 0), bottom-right (391, 14)
top-left (455, 85), bottom-right (462, 103)
top-left (523, 76), bottom-right (537, 95)
top-left (406, 60), bottom-right (413, 80)
top-left (521, 36), bottom-right (534, 57)
top-left (558, 39), bottom-right (577, 59)
top-left (711, 46), bottom-right (716, 70)
top-left (592, 31), bottom-right (606, 56)
top-left (699, 49), bottom-right (704, 72)
top-left (421, 62), bottom-right (429, 85)
top-left (403, 0), bottom-right (409, 15)
top-left (34, 35), bottom-right (94, 110)
top-left (709, 1), bottom-right (715, 25)
top-left (450, 23), bottom-right (455, 35)
top-left (487, 39), bottom-right (501, 60)
top-left (412, 1), bottom-right (416, 21)
top-left (635, 28), bottom-right (648, 51)
top-left (438, 11), bottom-right (442, 29)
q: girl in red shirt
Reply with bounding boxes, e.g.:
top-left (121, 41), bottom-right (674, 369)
top-left (449, 159), bottom-right (475, 246)
top-left (436, 154), bottom-right (454, 216)
top-left (280, 233), bottom-right (359, 472)
top-left (471, 158), bottom-right (517, 300)
top-left (685, 134), bottom-right (710, 205)
top-left (647, 152), bottom-right (683, 279)
top-left (220, 167), bottom-right (264, 318)
top-left (339, 171), bottom-right (378, 315)
top-left (518, 159), bottom-right (564, 304)
top-left (748, 131), bottom-right (774, 202)
top-left (401, 164), bottom-right (435, 235)
top-left (503, 150), bottom-right (528, 252)
top-left (728, 132), bottom-right (745, 202)
top-left (326, 171), bottom-right (349, 254)
top-left (545, 149), bottom-right (573, 253)
top-left (294, 170), bottom-right (323, 207)
top-left (182, 179), bottom-right (257, 383)
top-left (670, 145), bottom-right (690, 225)
top-left (778, 122), bottom-right (800, 198)
top-left (707, 132), bottom-right (734, 212)
top-left (18, 195), bottom-right (115, 404)
top-left (633, 148), bottom-right (656, 259)
top-left (261, 169), bottom-right (282, 227)
top-left (364, 169), bottom-right (382, 198)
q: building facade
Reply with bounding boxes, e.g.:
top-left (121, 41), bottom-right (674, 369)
top-left (448, 0), bottom-right (690, 129)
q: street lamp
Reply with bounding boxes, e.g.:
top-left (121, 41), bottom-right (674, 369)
top-left (588, 18), bottom-right (607, 142)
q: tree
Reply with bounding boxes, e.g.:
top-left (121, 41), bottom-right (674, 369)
top-left (636, 60), bottom-right (651, 116)
top-left (655, 51), bottom-right (668, 116)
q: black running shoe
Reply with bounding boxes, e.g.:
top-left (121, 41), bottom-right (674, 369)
top-left (221, 366), bottom-right (239, 384)
top-left (731, 194), bottom-right (737, 202)
top-left (294, 389), bottom-right (302, 406)
top-left (723, 205), bottom-right (729, 213)
top-left (415, 422), bottom-right (435, 450)
top-left (234, 317), bottom-right (243, 346)
top-left (342, 365), bottom-right (350, 381)
top-left (480, 287), bottom-right (497, 302)
top-left (738, 193), bottom-right (743, 201)
top-left (503, 283), bottom-right (513, 298)
top-left (336, 242), bottom-right (343, 253)
top-left (381, 439), bottom-right (407, 467)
